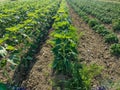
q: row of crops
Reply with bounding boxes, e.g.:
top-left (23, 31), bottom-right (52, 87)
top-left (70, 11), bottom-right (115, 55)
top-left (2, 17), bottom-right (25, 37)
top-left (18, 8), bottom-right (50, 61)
top-left (70, 0), bottom-right (120, 26)
top-left (0, 0), bottom-right (103, 89)
top-left (0, 0), bottom-right (61, 86)
top-left (68, 0), bottom-right (120, 33)
top-left (68, 0), bottom-right (120, 56)
top-left (0, 0), bottom-right (120, 89)
top-left (49, 0), bottom-right (102, 89)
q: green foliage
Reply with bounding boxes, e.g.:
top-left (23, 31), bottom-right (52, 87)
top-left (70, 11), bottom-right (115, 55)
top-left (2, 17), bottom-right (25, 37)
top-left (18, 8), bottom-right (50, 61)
top-left (69, 0), bottom-right (120, 25)
top-left (0, 83), bottom-right (7, 90)
top-left (80, 64), bottom-right (103, 89)
top-left (110, 44), bottom-right (120, 56)
top-left (113, 19), bottom-right (120, 31)
top-left (83, 16), bottom-right (89, 23)
top-left (0, 0), bottom-right (61, 83)
top-left (51, 0), bottom-right (78, 74)
top-left (101, 17), bottom-right (112, 24)
top-left (88, 19), bottom-right (99, 28)
top-left (105, 33), bottom-right (119, 44)
top-left (0, 60), bottom-right (7, 68)
top-left (64, 64), bottom-right (86, 90)
top-left (51, 0), bottom-right (102, 90)
top-left (64, 63), bottom-right (102, 90)
top-left (93, 25), bottom-right (110, 36)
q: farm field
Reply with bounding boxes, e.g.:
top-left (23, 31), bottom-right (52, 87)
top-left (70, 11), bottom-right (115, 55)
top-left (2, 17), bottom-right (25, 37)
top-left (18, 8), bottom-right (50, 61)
top-left (99, 0), bottom-right (120, 2)
top-left (0, 0), bottom-right (120, 90)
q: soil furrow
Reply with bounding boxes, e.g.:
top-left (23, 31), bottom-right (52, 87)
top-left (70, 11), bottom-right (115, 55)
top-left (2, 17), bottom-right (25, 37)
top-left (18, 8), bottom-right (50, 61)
top-left (68, 4), bottom-right (120, 89)
top-left (21, 29), bottom-right (53, 90)
top-left (83, 10), bottom-right (120, 42)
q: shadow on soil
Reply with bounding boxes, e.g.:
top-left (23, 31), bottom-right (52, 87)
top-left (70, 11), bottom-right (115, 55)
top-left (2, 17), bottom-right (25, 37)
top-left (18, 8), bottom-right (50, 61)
top-left (11, 28), bottom-right (53, 87)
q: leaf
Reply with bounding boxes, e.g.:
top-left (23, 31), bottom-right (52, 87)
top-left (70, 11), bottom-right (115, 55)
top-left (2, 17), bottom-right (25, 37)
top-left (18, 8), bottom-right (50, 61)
top-left (26, 56), bottom-right (33, 60)
top-left (54, 33), bottom-right (71, 39)
top-left (0, 83), bottom-right (7, 90)
top-left (0, 60), bottom-right (7, 68)
top-left (0, 39), bottom-right (4, 44)
top-left (7, 59), bottom-right (17, 66)
top-left (0, 46), bottom-right (7, 57)
top-left (0, 37), bottom-right (9, 44)
top-left (6, 45), bottom-right (16, 51)
top-left (6, 26), bottom-right (19, 32)
top-left (47, 40), bottom-right (55, 46)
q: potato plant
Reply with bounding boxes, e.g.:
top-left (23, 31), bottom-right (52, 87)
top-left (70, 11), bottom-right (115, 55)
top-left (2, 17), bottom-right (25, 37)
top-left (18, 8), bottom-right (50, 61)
top-left (105, 33), bottom-right (119, 44)
top-left (50, 0), bottom-right (102, 89)
top-left (88, 19), bottom-right (99, 28)
top-left (110, 44), bottom-right (120, 56)
top-left (113, 19), bottom-right (120, 32)
top-left (69, 0), bottom-right (120, 25)
top-left (68, 0), bottom-right (120, 56)
top-left (0, 0), bottom-right (60, 84)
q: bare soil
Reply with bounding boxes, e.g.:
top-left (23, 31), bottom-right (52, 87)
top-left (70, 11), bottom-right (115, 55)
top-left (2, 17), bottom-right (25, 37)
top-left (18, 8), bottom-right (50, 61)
top-left (68, 4), bottom-right (120, 89)
top-left (21, 30), bottom-right (54, 90)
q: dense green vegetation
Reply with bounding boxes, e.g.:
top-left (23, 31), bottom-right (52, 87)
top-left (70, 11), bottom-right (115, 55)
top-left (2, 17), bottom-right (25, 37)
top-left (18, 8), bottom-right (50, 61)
top-left (68, 0), bottom-right (120, 32)
top-left (0, 0), bottom-right (60, 83)
top-left (0, 0), bottom-right (120, 89)
top-left (71, 0), bottom-right (120, 24)
top-left (68, 0), bottom-right (120, 56)
top-left (50, 0), bottom-right (101, 89)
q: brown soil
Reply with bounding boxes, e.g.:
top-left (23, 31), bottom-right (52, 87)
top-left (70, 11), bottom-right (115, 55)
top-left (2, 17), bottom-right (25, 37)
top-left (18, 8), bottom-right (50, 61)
top-left (21, 30), bottom-right (54, 90)
top-left (0, 68), bottom-right (14, 83)
top-left (84, 9), bottom-right (120, 42)
top-left (68, 4), bottom-right (120, 89)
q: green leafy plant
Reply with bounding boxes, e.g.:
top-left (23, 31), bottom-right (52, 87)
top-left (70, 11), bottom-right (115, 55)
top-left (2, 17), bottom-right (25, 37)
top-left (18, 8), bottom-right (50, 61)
top-left (113, 19), bottom-right (120, 32)
top-left (101, 17), bottom-right (112, 24)
top-left (80, 64), bottom-right (103, 89)
top-left (110, 44), bottom-right (120, 56)
top-left (64, 63), bottom-right (102, 90)
top-left (104, 33), bottom-right (119, 44)
top-left (0, 0), bottom-right (61, 84)
top-left (88, 19), bottom-right (99, 28)
top-left (93, 25), bottom-right (110, 36)
top-left (51, 1), bottom-right (103, 90)
top-left (83, 16), bottom-right (89, 23)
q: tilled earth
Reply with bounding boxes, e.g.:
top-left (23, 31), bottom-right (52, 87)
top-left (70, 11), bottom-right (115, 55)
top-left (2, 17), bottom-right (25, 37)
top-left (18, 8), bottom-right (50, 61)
top-left (68, 4), bottom-right (120, 90)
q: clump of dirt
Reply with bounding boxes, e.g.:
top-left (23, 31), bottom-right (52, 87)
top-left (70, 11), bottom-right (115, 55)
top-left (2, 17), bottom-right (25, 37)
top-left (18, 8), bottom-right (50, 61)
top-left (68, 4), bottom-right (120, 89)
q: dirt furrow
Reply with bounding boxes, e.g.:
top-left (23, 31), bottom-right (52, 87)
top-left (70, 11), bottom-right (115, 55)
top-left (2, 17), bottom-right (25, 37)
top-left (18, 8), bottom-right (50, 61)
top-left (21, 29), bottom-right (53, 90)
top-left (84, 10), bottom-right (120, 42)
top-left (68, 4), bottom-right (120, 89)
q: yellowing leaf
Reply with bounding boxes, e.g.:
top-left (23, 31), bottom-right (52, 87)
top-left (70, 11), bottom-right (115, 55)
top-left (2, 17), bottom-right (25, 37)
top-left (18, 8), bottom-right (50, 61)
top-left (0, 39), bottom-right (4, 44)
top-left (6, 45), bottom-right (16, 51)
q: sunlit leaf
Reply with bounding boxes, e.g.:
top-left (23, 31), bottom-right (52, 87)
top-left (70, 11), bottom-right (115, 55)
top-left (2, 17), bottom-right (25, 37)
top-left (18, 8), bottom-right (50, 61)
top-left (0, 46), bottom-right (7, 57)
top-left (6, 45), bottom-right (16, 51)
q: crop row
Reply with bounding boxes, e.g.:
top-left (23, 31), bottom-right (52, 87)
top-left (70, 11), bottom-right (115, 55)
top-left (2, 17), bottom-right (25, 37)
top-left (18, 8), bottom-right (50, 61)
top-left (68, 0), bottom-right (120, 56)
top-left (0, 0), bottom-right (61, 83)
top-left (70, 0), bottom-right (120, 32)
top-left (50, 0), bottom-right (101, 89)
top-left (0, 0), bottom-right (53, 37)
